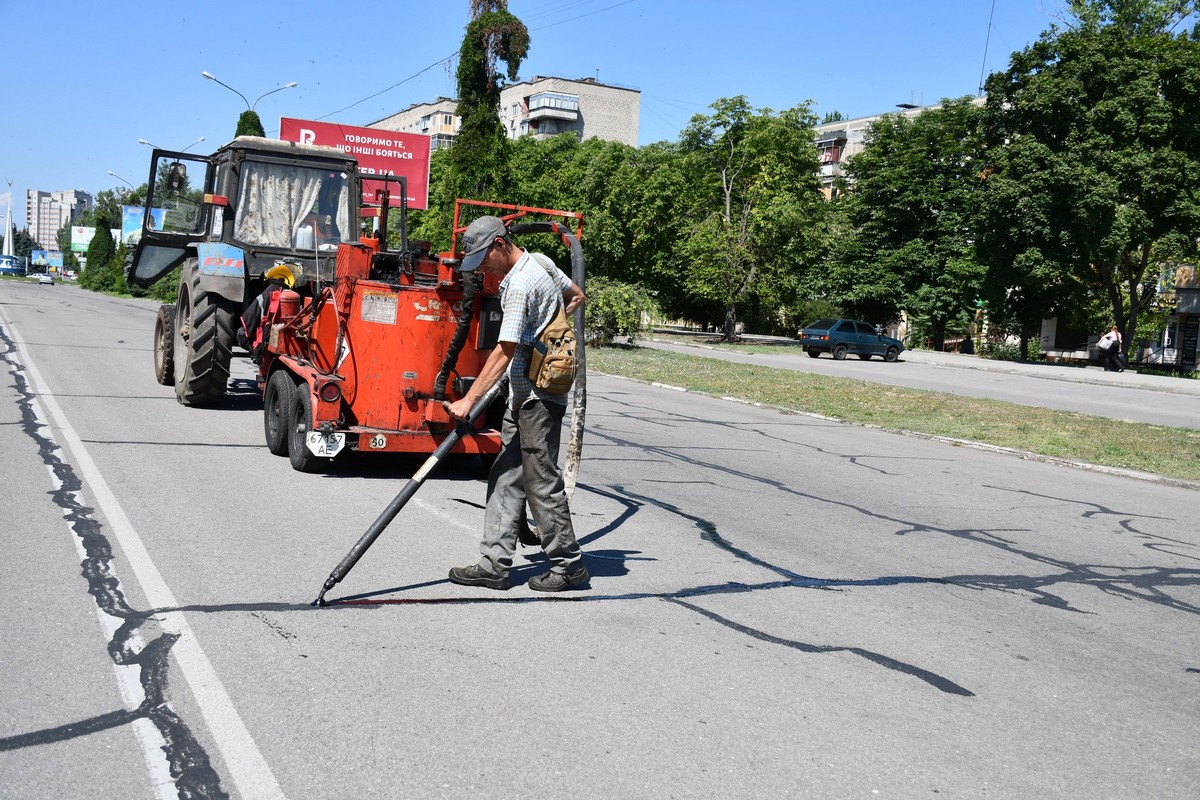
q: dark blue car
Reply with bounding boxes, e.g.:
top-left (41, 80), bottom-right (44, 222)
top-left (797, 318), bottom-right (904, 361)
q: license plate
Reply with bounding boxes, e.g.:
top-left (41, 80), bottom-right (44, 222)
top-left (305, 431), bottom-right (346, 457)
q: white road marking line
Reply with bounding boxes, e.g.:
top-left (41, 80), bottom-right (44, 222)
top-left (2, 308), bottom-right (287, 799)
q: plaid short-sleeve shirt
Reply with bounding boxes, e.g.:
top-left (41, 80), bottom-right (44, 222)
top-left (498, 250), bottom-right (573, 407)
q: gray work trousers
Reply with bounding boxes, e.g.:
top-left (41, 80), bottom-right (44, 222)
top-left (478, 398), bottom-right (582, 575)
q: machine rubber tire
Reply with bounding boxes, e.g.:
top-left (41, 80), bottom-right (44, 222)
top-left (153, 304), bottom-right (176, 386)
top-left (885, 346), bottom-right (900, 362)
top-left (288, 380), bottom-right (323, 473)
top-left (858, 353), bottom-right (872, 361)
top-left (264, 370), bottom-right (294, 457)
top-left (173, 266), bottom-right (238, 406)
top-left (806, 348), bottom-right (821, 358)
top-left (832, 344), bottom-right (848, 360)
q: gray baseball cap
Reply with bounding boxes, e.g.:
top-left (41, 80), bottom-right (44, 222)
top-left (457, 215), bottom-right (507, 272)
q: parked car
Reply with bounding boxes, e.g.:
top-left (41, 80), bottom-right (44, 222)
top-left (37, 273), bottom-right (55, 285)
top-left (797, 318), bottom-right (904, 361)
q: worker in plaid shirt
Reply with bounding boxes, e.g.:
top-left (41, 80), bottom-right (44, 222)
top-left (446, 216), bottom-right (589, 592)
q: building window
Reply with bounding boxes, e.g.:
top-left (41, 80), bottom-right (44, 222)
top-left (527, 92), bottom-right (579, 112)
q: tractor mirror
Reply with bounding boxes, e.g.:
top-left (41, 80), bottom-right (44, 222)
top-left (167, 162), bottom-right (187, 193)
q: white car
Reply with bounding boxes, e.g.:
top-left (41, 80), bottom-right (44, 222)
top-left (37, 273), bottom-right (55, 285)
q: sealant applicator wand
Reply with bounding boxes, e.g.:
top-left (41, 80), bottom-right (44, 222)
top-left (312, 380), bottom-right (507, 607)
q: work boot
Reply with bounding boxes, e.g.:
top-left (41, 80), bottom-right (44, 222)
top-left (529, 565), bottom-right (590, 592)
top-left (448, 564), bottom-right (510, 590)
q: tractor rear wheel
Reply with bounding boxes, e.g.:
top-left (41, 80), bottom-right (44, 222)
top-left (173, 264), bottom-right (238, 407)
top-left (153, 304), bottom-right (176, 386)
top-left (264, 370), bottom-right (294, 456)
top-left (288, 381), bottom-right (322, 473)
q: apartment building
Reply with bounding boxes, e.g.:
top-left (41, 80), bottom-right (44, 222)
top-left (813, 98), bottom-right (986, 199)
top-left (368, 76), bottom-right (640, 148)
top-left (26, 189), bottom-right (93, 249)
top-left (370, 97), bottom-right (461, 150)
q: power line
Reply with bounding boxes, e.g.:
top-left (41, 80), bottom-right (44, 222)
top-left (314, 0), bottom-right (637, 123)
top-left (528, 0), bottom-right (636, 31)
top-left (315, 52), bottom-right (457, 121)
top-left (978, 0), bottom-right (997, 97)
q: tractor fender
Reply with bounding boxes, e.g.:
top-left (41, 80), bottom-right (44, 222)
top-left (276, 355), bottom-right (342, 429)
top-left (193, 242), bottom-right (249, 305)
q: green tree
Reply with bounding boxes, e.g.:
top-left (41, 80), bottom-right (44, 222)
top-left (980, 0), bottom-right (1200, 359)
top-left (833, 98), bottom-right (988, 348)
top-left (12, 228), bottom-right (37, 260)
top-left (81, 209), bottom-right (117, 290)
top-left (235, 110), bottom-right (266, 138)
top-left (679, 96), bottom-right (825, 339)
top-left (449, 1), bottom-right (529, 202)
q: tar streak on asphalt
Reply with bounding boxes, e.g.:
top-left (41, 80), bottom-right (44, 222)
top-left (0, 326), bottom-right (228, 799)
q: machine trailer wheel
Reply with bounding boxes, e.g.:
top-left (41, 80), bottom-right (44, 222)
top-left (264, 371), bottom-right (295, 456)
top-left (288, 381), bottom-right (323, 473)
top-left (173, 264), bottom-right (238, 407)
top-left (153, 304), bottom-right (176, 386)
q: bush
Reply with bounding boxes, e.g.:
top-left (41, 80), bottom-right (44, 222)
top-left (584, 277), bottom-right (658, 345)
top-left (978, 341), bottom-right (1024, 361)
top-left (148, 266), bottom-right (180, 302)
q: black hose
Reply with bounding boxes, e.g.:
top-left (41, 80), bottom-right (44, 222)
top-left (434, 269), bottom-right (480, 400)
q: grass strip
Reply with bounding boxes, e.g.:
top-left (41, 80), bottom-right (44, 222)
top-left (587, 345), bottom-right (1200, 482)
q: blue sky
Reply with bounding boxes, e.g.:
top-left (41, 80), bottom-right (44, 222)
top-left (1, 0), bottom-right (1064, 230)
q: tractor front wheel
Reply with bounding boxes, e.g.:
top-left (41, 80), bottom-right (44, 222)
top-left (153, 304), bottom-right (176, 386)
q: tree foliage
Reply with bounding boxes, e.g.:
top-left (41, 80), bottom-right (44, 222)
top-left (235, 110), bottom-right (266, 138)
top-left (450, 1), bottom-right (529, 203)
top-left (832, 98), bottom-right (987, 348)
top-left (678, 97), bottom-right (826, 339)
top-left (981, 0), bottom-right (1200, 356)
top-left (10, 228), bottom-right (37, 260)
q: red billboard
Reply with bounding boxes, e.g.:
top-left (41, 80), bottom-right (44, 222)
top-left (279, 117), bottom-right (431, 210)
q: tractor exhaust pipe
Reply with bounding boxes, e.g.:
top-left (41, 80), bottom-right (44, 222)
top-left (311, 380), bottom-right (506, 607)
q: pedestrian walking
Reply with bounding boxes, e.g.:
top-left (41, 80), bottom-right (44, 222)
top-left (1098, 324), bottom-right (1124, 372)
top-left (445, 216), bottom-right (590, 592)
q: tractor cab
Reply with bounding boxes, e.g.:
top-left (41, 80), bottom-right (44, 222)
top-left (126, 136), bottom-right (358, 291)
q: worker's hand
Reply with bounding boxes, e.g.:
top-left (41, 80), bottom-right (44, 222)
top-left (445, 398), bottom-right (472, 422)
top-left (565, 288), bottom-right (586, 314)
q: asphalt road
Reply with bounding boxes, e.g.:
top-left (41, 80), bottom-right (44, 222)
top-left (2, 282), bottom-right (1198, 799)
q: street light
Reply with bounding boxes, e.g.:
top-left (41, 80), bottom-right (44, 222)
top-left (138, 136), bottom-right (206, 152)
top-left (202, 71), bottom-right (297, 110)
top-left (107, 171), bottom-right (135, 189)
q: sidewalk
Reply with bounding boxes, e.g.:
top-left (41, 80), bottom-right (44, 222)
top-left (650, 331), bottom-right (1200, 397)
top-left (897, 347), bottom-right (1200, 396)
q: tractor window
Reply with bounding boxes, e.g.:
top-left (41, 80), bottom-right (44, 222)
top-left (146, 155), bottom-right (208, 236)
top-left (233, 161), bottom-right (353, 251)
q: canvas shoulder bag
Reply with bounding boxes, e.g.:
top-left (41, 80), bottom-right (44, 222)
top-left (527, 258), bottom-right (579, 394)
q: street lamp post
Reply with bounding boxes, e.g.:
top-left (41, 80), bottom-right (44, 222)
top-left (107, 171), bottom-right (135, 190)
top-left (202, 71), bottom-right (297, 110)
top-left (138, 136), bottom-right (206, 153)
